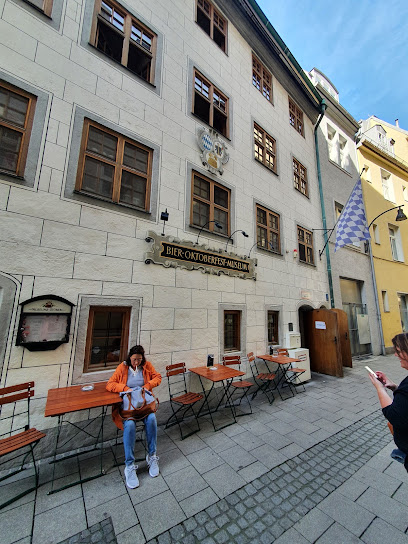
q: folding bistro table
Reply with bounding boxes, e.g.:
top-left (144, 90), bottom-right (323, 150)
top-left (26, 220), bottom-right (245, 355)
top-left (257, 354), bottom-right (301, 399)
top-left (189, 365), bottom-right (245, 431)
top-left (45, 381), bottom-right (121, 494)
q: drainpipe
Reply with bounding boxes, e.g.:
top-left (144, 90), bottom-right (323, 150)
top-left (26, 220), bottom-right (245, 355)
top-left (314, 99), bottom-right (335, 308)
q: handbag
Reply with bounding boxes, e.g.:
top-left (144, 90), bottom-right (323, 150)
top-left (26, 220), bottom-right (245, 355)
top-left (119, 387), bottom-right (159, 422)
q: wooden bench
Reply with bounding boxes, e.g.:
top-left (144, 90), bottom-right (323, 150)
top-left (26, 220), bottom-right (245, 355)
top-left (0, 382), bottom-right (46, 509)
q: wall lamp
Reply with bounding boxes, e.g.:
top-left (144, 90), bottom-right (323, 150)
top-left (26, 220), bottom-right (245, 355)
top-left (225, 229), bottom-right (248, 251)
top-left (367, 205), bottom-right (407, 230)
top-left (160, 208), bottom-right (169, 236)
top-left (195, 220), bottom-right (223, 244)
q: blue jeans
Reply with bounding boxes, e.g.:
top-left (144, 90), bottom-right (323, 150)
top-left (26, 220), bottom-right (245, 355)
top-left (391, 448), bottom-right (406, 464)
top-left (123, 413), bottom-right (157, 466)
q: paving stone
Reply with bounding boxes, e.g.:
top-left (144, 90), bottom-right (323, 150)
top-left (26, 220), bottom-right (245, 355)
top-left (361, 517), bottom-right (408, 544)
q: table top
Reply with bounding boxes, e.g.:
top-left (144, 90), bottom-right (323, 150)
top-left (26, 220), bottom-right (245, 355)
top-left (257, 354), bottom-right (301, 365)
top-left (45, 381), bottom-right (121, 417)
top-left (189, 365), bottom-right (245, 382)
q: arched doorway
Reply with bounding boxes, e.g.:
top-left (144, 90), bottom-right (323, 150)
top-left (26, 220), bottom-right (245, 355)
top-left (298, 304), bottom-right (314, 348)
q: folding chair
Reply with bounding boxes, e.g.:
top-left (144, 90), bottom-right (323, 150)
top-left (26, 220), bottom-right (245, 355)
top-left (221, 355), bottom-right (253, 416)
top-left (247, 352), bottom-right (276, 405)
top-left (165, 363), bottom-right (203, 440)
top-left (0, 382), bottom-right (46, 509)
top-left (276, 349), bottom-right (306, 393)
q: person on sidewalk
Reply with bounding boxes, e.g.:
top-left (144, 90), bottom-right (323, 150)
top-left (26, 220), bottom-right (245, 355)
top-left (107, 345), bottom-right (162, 488)
top-left (369, 332), bottom-right (408, 471)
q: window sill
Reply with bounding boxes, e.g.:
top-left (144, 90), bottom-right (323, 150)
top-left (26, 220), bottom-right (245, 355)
top-left (191, 112), bottom-right (230, 141)
top-left (256, 245), bottom-right (282, 258)
top-left (328, 159), bottom-right (353, 177)
top-left (189, 224), bottom-right (230, 240)
top-left (74, 189), bottom-right (151, 215)
top-left (298, 259), bottom-right (316, 268)
top-left (254, 157), bottom-right (278, 177)
top-left (294, 187), bottom-right (309, 199)
top-left (88, 43), bottom-right (157, 89)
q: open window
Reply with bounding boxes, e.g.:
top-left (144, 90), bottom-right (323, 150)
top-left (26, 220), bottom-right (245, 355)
top-left (193, 70), bottom-right (229, 137)
top-left (289, 97), bottom-right (304, 136)
top-left (196, 0), bottom-right (227, 52)
top-left (297, 226), bottom-right (314, 265)
top-left (24, 0), bottom-right (53, 16)
top-left (91, 0), bottom-right (156, 84)
top-left (293, 157), bottom-right (308, 196)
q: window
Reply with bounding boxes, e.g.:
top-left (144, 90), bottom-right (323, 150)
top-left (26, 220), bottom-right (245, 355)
top-left (24, 0), bottom-right (53, 16)
top-left (191, 171), bottom-right (230, 235)
top-left (293, 158), bottom-right (308, 196)
top-left (224, 310), bottom-right (240, 352)
top-left (76, 119), bottom-right (152, 210)
top-left (327, 124), bottom-right (337, 163)
top-left (196, 0), bottom-right (227, 52)
top-left (289, 97), bottom-right (304, 136)
top-left (193, 70), bottom-right (228, 137)
top-left (0, 81), bottom-right (36, 177)
top-left (91, 0), bottom-right (156, 83)
top-left (252, 55), bottom-right (272, 102)
top-left (256, 204), bottom-right (280, 253)
top-left (267, 311), bottom-right (279, 345)
top-left (373, 223), bottom-right (380, 244)
top-left (382, 291), bottom-right (390, 312)
top-left (297, 226), bottom-right (314, 264)
top-left (339, 134), bottom-right (348, 170)
top-left (254, 124), bottom-right (276, 172)
top-left (363, 165), bottom-right (371, 183)
top-left (84, 306), bottom-right (130, 372)
top-left (381, 170), bottom-right (395, 202)
top-left (389, 226), bottom-right (402, 261)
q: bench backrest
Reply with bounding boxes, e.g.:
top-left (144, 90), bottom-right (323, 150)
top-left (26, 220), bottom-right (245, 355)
top-left (0, 382), bottom-right (35, 437)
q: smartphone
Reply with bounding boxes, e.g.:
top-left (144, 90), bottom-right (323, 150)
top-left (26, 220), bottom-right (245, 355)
top-left (365, 366), bottom-right (378, 379)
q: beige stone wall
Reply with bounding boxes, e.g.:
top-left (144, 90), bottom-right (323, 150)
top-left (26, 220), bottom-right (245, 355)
top-left (0, 0), bottom-right (329, 432)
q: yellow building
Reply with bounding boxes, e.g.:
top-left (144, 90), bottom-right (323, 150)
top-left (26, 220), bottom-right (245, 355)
top-left (357, 117), bottom-right (408, 351)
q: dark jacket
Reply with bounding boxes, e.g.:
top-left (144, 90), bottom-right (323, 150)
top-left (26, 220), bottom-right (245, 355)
top-left (383, 376), bottom-right (408, 469)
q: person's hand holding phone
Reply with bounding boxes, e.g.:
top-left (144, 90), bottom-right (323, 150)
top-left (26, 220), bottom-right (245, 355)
top-left (375, 371), bottom-right (397, 391)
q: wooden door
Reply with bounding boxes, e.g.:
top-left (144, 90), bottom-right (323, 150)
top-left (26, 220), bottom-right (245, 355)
top-left (305, 308), bottom-right (343, 377)
top-left (331, 308), bottom-right (352, 368)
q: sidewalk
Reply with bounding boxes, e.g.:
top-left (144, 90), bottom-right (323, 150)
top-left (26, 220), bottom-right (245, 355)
top-left (1, 354), bottom-right (408, 544)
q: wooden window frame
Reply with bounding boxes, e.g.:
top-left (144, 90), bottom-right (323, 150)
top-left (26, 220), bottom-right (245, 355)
top-left (84, 306), bottom-right (130, 373)
top-left (0, 81), bottom-right (36, 177)
top-left (254, 123), bottom-right (277, 173)
top-left (289, 97), bottom-right (304, 137)
top-left (267, 310), bottom-right (279, 345)
top-left (190, 170), bottom-right (230, 236)
top-left (196, 0), bottom-right (227, 52)
top-left (297, 226), bottom-right (314, 265)
top-left (24, 0), bottom-right (53, 16)
top-left (75, 119), bottom-right (152, 210)
top-left (90, 0), bottom-right (157, 84)
top-left (193, 69), bottom-right (229, 138)
top-left (252, 54), bottom-right (272, 103)
top-left (293, 157), bottom-right (308, 197)
top-left (224, 310), bottom-right (241, 352)
top-left (256, 204), bottom-right (281, 254)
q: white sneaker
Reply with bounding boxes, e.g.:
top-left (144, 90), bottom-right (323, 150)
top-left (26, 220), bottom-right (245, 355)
top-left (124, 464), bottom-right (139, 488)
top-left (146, 453), bottom-right (160, 477)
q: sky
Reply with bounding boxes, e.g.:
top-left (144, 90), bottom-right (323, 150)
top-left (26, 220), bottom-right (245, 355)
top-left (256, 0), bottom-right (408, 130)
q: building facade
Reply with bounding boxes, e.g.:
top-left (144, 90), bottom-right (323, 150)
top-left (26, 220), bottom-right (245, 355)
top-left (308, 69), bottom-right (381, 356)
top-left (356, 116), bottom-right (408, 351)
top-left (0, 0), bottom-right (329, 433)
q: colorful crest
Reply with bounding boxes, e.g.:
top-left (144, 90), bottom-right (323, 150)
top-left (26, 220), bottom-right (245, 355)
top-left (197, 128), bottom-right (229, 175)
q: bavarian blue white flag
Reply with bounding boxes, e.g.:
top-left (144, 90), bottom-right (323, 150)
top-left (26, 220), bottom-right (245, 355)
top-left (334, 178), bottom-right (370, 252)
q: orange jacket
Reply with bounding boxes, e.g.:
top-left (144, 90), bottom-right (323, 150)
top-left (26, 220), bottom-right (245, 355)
top-left (106, 361), bottom-right (161, 429)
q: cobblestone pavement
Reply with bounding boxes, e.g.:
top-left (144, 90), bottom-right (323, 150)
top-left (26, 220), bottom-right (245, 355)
top-left (145, 410), bottom-right (393, 544)
top-left (57, 518), bottom-right (117, 544)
